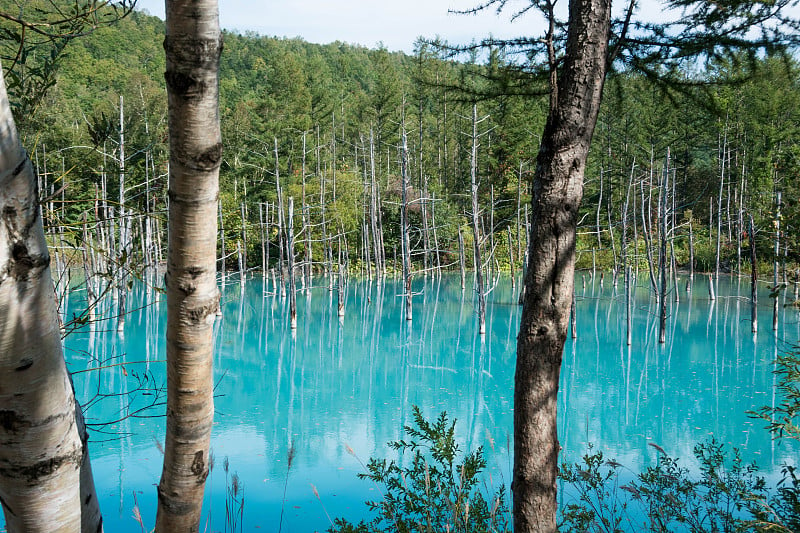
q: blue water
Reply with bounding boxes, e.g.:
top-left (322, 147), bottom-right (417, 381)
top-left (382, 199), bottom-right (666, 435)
top-left (49, 273), bottom-right (800, 531)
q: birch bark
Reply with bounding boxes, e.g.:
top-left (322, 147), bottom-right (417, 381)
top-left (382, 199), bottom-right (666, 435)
top-left (0, 62), bottom-right (103, 533)
top-left (156, 0), bottom-right (221, 529)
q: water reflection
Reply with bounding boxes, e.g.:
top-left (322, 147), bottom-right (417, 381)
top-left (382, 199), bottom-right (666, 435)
top-left (52, 273), bottom-right (800, 532)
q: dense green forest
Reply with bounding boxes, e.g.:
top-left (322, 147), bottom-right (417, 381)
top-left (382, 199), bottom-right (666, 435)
top-left (11, 7), bottom-right (800, 280)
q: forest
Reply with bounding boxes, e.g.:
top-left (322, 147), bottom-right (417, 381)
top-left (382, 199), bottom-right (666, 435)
top-left (1, 0), bottom-right (800, 532)
top-left (11, 7), bottom-right (800, 296)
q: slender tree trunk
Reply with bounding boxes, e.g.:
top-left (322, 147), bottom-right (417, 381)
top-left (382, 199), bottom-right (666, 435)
top-left (750, 214), bottom-right (758, 334)
top-left (117, 95), bottom-right (127, 333)
top-left (0, 61), bottom-right (103, 533)
top-left (458, 226), bottom-right (466, 290)
top-left (236, 241), bottom-right (244, 284)
top-left (301, 131), bottom-right (312, 289)
top-left (400, 123), bottom-right (413, 321)
top-left (596, 166), bottom-right (603, 249)
top-left (658, 150), bottom-right (669, 344)
top-left (240, 202), bottom-right (248, 276)
top-left (218, 200), bottom-right (226, 275)
top-left (259, 202), bottom-right (266, 278)
top-left (688, 216), bottom-right (694, 289)
top-left (622, 159), bottom-right (634, 345)
top-left (303, 202), bottom-right (312, 292)
top-left (773, 190), bottom-right (781, 332)
top-left (337, 234), bottom-right (345, 318)
top-left (517, 161), bottom-right (523, 263)
top-left (514, 0), bottom-right (611, 529)
top-left (509, 228), bottom-right (516, 289)
top-left (275, 138), bottom-right (287, 297)
top-left (156, 1), bottom-right (221, 530)
top-left (518, 204), bottom-right (530, 305)
top-left (570, 287), bottom-right (577, 339)
top-left (715, 128), bottom-right (727, 287)
top-left (420, 104), bottom-right (431, 276)
top-left (641, 173), bottom-right (658, 296)
top-left (490, 185), bottom-right (496, 280)
top-left (369, 129), bottom-right (383, 278)
top-left (470, 104), bottom-right (486, 335)
top-left (432, 191), bottom-right (441, 275)
top-left (737, 157), bottom-right (745, 275)
top-left (265, 203), bottom-right (271, 290)
top-left (670, 240), bottom-right (679, 303)
top-left (288, 196), bottom-right (297, 329)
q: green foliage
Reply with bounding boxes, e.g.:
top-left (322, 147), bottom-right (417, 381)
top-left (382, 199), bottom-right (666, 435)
top-left (748, 350), bottom-right (800, 531)
top-left (560, 440), bottom-right (771, 532)
top-left (329, 406), bottom-right (510, 533)
top-left (559, 446), bottom-right (629, 532)
top-left (9, 6), bottom-right (800, 277)
top-left (752, 352), bottom-right (800, 442)
top-left (563, 348), bottom-right (800, 533)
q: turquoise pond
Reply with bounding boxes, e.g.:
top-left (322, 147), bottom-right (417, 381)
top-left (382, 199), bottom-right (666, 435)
top-left (28, 273), bottom-right (800, 530)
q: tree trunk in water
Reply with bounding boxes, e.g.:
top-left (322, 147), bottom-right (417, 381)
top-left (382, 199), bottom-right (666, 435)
top-left (622, 159), bottom-right (633, 345)
top-left (658, 150), bottom-right (669, 344)
top-left (470, 104), bottom-right (486, 335)
top-left (117, 95), bottom-right (128, 333)
top-left (275, 138), bottom-right (287, 298)
top-left (518, 204), bottom-right (530, 305)
top-left (400, 125), bottom-right (412, 321)
top-left (517, 161), bottom-right (523, 263)
top-left (420, 102), bottom-right (431, 277)
top-left (640, 166), bottom-right (658, 296)
top-left (0, 61), bottom-right (103, 533)
top-left (337, 236), bottom-right (345, 319)
top-left (218, 200), bottom-right (226, 275)
top-left (688, 217), bottom-right (694, 290)
top-left (156, 1), bottom-right (221, 530)
top-left (508, 228), bottom-right (516, 289)
top-left (287, 196), bottom-right (297, 330)
top-left (240, 202), bottom-right (248, 277)
top-left (749, 214), bottom-right (757, 334)
top-left (715, 129), bottom-right (727, 288)
top-left (369, 129), bottom-right (383, 279)
top-left (259, 202), bottom-right (266, 279)
top-left (514, 0), bottom-right (611, 529)
top-left (596, 166), bottom-right (603, 249)
top-left (773, 191), bottom-right (781, 332)
top-left (458, 226), bottom-right (466, 291)
top-left (432, 191), bottom-right (441, 275)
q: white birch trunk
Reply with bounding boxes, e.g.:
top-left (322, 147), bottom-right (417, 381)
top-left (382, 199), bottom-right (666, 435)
top-left (156, 0), bottom-right (221, 529)
top-left (470, 104), bottom-right (485, 335)
top-left (400, 124), bottom-right (412, 321)
top-left (0, 61), bottom-right (102, 533)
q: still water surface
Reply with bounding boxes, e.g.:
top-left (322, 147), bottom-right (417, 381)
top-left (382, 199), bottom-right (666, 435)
top-left (53, 273), bottom-right (800, 531)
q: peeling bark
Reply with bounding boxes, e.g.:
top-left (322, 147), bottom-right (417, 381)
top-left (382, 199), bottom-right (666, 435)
top-left (0, 61), bottom-right (102, 533)
top-left (155, 1), bottom-right (221, 531)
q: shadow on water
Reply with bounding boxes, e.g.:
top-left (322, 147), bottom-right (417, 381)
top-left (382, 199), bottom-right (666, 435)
top-left (49, 271), bottom-right (800, 532)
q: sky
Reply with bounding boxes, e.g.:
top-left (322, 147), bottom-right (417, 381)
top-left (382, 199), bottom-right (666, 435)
top-left (132, 0), bottom-right (535, 53)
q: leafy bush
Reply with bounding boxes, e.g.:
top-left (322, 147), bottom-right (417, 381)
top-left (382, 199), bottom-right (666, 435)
top-left (559, 440), bottom-right (769, 532)
top-left (329, 406), bottom-right (511, 533)
top-left (749, 350), bottom-right (800, 531)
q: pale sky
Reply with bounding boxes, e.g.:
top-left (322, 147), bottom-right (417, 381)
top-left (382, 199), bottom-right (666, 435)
top-left (133, 0), bottom-right (538, 53)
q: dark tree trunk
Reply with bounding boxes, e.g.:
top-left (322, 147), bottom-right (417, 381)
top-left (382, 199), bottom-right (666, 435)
top-left (514, 0), bottom-right (611, 530)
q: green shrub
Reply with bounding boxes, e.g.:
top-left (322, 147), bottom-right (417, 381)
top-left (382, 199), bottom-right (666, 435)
top-left (559, 440), bottom-right (769, 532)
top-left (328, 406), bottom-right (511, 533)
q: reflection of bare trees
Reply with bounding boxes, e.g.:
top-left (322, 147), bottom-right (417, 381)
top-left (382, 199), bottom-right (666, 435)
top-left (71, 285), bottom-right (167, 440)
top-left (59, 272), bottom-right (799, 530)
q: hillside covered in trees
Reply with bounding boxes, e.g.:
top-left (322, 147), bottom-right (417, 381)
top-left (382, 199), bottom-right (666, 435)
top-left (11, 6), bottom-right (800, 279)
